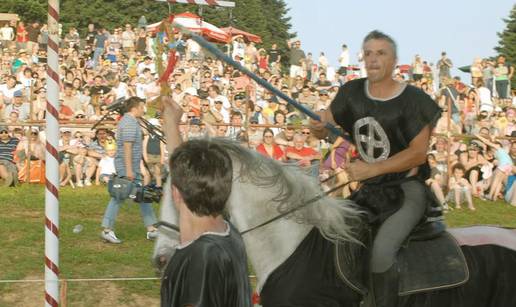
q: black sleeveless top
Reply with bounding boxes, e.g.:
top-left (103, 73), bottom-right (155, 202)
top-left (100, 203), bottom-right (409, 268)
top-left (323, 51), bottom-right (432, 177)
top-left (330, 78), bottom-right (441, 222)
top-left (330, 78), bottom-right (441, 183)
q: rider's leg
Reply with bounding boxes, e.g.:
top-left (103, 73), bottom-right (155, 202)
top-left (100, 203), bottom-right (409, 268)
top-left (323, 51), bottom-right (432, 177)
top-left (370, 180), bottom-right (427, 307)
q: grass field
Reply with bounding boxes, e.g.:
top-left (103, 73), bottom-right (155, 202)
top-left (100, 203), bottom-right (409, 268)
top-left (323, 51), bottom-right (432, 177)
top-left (0, 184), bottom-right (515, 306)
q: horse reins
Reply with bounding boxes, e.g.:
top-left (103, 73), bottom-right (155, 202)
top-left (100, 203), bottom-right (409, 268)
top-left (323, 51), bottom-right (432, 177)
top-left (156, 180), bottom-right (354, 236)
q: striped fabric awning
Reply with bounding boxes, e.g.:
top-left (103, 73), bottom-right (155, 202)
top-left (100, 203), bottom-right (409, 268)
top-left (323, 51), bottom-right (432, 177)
top-left (156, 0), bottom-right (236, 7)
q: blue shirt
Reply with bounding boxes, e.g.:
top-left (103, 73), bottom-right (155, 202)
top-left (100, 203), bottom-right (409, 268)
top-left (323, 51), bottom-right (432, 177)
top-left (495, 148), bottom-right (513, 168)
top-left (95, 33), bottom-right (108, 49)
top-left (115, 114), bottom-right (143, 177)
top-left (0, 137), bottom-right (20, 163)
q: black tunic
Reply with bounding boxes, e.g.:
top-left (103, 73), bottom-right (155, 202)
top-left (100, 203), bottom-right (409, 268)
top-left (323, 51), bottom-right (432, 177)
top-left (330, 78), bottom-right (441, 222)
top-left (160, 222), bottom-right (252, 307)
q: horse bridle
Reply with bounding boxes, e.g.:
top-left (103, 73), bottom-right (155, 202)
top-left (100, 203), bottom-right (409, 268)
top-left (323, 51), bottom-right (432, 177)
top-left (156, 180), bottom-right (353, 236)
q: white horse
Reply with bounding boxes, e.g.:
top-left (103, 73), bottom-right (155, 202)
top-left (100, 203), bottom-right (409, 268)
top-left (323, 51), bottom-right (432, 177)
top-left (154, 138), bottom-right (516, 307)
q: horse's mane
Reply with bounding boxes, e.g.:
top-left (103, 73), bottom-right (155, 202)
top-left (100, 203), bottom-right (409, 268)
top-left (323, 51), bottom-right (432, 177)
top-left (212, 138), bottom-right (364, 244)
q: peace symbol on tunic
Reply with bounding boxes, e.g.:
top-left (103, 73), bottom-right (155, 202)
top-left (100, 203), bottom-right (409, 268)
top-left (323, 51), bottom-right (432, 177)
top-left (353, 117), bottom-right (390, 163)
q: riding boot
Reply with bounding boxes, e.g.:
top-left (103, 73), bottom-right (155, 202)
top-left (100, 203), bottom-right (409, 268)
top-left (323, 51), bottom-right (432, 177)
top-left (372, 263), bottom-right (399, 307)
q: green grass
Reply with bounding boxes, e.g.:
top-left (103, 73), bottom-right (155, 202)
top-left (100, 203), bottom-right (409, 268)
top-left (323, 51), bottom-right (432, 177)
top-left (0, 184), bottom-right (161, 306)
top-left (0, 184), bottom-right (515, 306)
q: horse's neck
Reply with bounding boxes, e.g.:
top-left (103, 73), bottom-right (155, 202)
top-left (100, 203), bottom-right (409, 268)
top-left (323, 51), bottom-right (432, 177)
top-left (235, 215), bottom-right (312, 291)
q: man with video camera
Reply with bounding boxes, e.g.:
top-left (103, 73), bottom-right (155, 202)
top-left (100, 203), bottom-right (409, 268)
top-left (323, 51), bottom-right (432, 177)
top-left (100, 96), bottom-right (158, 244)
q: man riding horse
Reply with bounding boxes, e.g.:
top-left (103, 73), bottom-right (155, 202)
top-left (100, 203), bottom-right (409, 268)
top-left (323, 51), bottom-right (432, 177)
top-left (311, 30), bottom-right (441, 307)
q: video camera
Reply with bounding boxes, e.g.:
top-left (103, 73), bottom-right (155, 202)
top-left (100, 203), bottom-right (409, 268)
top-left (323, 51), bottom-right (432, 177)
top-left (105, 97), bottom-right (129, 114)
top-left (108, 175), bottom-right (163, 203)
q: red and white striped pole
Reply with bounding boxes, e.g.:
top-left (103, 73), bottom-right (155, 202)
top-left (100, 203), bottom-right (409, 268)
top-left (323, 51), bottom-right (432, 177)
top-left (45, 0), bottom-right (60, 306)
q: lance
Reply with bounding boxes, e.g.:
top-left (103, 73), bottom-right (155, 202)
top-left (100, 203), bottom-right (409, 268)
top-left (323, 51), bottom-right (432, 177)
top-left (169, 23), bottom-right (344, 138)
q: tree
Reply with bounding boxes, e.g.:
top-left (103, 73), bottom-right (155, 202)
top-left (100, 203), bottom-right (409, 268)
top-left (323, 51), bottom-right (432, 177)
top-left (0, 0), bottom-right (294, 52)
top-left (495, 4), bottom-right (516, 89)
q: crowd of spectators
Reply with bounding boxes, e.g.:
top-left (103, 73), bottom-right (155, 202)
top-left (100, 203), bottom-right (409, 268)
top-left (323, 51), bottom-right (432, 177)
top-left (0, 17), bottom-right (515, 210)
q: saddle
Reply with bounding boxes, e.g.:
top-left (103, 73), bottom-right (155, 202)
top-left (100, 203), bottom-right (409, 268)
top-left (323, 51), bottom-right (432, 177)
top-left (335, 221), bottom-right (469, 297)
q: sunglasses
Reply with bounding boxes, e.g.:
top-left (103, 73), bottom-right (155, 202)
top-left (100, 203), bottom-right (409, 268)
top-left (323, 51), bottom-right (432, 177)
top-left (0, 131), bottom-right (8, 134)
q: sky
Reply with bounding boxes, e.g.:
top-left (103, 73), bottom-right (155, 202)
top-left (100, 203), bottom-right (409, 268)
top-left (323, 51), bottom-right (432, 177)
top-left (284, 0), bottom-right (514, 79)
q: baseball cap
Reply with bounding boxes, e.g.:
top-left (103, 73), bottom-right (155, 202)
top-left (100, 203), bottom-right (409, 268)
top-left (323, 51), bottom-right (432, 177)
top-left (0, 126), bottom-right (8, 132)
top-left (13, 90), bottom-right (23, 97)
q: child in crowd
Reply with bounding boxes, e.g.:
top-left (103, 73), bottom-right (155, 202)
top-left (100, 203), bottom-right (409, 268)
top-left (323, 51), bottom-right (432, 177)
top-left (475, 133), bottom-right (513, 201)
top-left (97, 143), bottom-right (116, 184)
top-left (448, 163), bottom-right (476, 210)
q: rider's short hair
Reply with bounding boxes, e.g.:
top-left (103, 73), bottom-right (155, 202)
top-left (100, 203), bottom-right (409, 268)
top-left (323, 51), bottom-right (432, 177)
top-left (362, 30), bottom-right (398, 59)
top-left (170, 139), bottom-right (233, 217)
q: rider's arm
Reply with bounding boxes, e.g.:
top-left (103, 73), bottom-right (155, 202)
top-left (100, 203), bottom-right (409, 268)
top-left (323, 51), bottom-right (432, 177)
top-left (162, 96), bottom-right (184, 157)
top-left (374, 125), bottom-right (432, 176)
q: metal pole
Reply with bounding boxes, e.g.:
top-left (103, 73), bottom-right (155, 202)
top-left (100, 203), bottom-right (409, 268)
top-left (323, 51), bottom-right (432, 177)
top-left (45, 0), bottom-right (60, 306)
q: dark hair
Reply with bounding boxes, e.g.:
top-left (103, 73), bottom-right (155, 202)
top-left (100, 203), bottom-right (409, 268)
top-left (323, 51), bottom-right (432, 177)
top-left (263, 128), bottom-right (274, 137)
top-left (273, 110), bottom-right (285, 124)
top-left (170, 140), bottom-right (233, 217)
top-left (125, 96), bottom-right (144, 112)
top-left (209, 85), bottom-right (221, 94)
top-left (452, 163), bottom-right (466, 173)
top-left (362, 30), bottom-right (398, 59)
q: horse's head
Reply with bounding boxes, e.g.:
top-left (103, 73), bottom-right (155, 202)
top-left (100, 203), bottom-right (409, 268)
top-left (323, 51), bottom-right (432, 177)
top-left (152, 179), bottom-right (180, 271)
top-left (152, 138), bottom-right (363, 273)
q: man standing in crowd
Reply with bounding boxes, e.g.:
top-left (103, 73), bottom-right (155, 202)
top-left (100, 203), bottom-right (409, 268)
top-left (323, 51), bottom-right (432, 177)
top-left (27, 21), bottom-right (40, 52)
top-left (267, 43), bottom-right (281, 71)
top-left (100, 97), bottom-right (158, 244)
top-left (338, 44), bottom-right (350, 76)
top-left (437, 51), bottom-right (453, 88)
top-left (92, 27), bottom-right (109, 69)
top-left (287, 39), bottom-right (306, 81)
top-left (311, 30), bottom-right (440, 307)
top-left (85, 23), bottom-right (96, 48)
top-left (121, 24), bottom-right (136, 55)
top-left (160, 96), bottom-right (252, 307)
top-left (0, 22), bottom-right (14, 49)
top-left (0, 126), bottom-right (19, 187)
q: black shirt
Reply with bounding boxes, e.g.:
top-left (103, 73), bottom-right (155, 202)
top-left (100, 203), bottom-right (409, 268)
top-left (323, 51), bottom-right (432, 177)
top-left (329, 78), bottom-right (441, 220)
top-left (161, 222), bottom-right (252, 307)
top-left (268, 49), bottom-right (280, 63)
top-left (330, 78), bottom-right (440, 180)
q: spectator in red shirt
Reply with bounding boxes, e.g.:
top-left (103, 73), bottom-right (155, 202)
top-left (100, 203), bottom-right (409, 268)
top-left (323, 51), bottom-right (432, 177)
top-left (256, 128), bottom-right (284, 161)
top-left (285, 133), bottom-right (321, 167)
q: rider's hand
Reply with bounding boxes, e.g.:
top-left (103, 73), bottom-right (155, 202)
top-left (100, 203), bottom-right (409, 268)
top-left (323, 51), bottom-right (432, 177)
top-left (309, 111), bottom-right (328, 132)
top-left (344, 160), bottom-right (378, 182)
